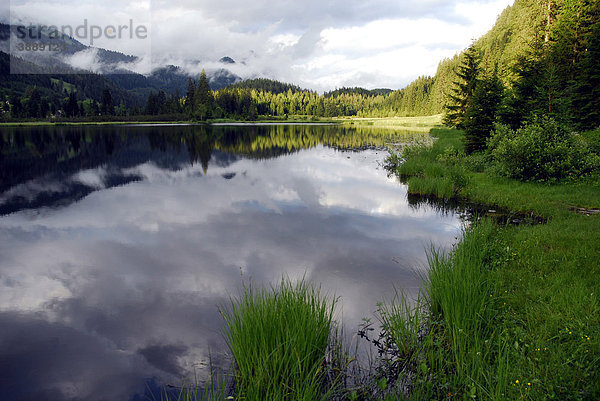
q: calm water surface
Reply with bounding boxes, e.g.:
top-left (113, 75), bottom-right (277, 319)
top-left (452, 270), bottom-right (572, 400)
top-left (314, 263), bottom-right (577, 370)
top-left (0, 124), bottom-right (463, 401)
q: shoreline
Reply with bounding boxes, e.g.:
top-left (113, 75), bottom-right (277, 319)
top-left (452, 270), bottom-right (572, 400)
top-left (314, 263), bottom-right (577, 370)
top-left (0, 115), bottom-right (443, 128)
top-left (384, 126), bottom-right (600, 399)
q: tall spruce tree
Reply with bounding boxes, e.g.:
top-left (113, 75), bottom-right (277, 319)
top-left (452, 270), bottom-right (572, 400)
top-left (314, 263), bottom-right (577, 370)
top-left (101, 88), bottom-right (114, 116)
top-left (443, 44), bottom-right (481, 128)
top-left (64, 92), bottom-right (79, 117)
top-left (25, 86), bottom-right (42, 118)
top-left (571, 16), bottom-right (600, 129)
top-left (194, 70), bottom-right (212, 121)
top-left (463, 68), bottom-right (504, 153)
top-left (500, 40), bottom-right (547, 129)
top-left (185, 78), bottom-right (196, 117)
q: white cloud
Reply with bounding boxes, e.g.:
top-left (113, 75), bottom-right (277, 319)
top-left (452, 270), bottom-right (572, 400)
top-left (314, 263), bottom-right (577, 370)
top-left (8, 0), bottom-right (514, 90)
top-left (63, 48), bottom-right (102, 72)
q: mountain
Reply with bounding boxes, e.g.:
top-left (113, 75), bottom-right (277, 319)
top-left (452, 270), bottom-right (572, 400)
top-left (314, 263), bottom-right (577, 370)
top-left (0, 23), bottom-right (138, 74)
top-left (0, 23), bottom-right (241, 107)
top-left (0, 50), bottom-right (145, 108)
top-left (219, 56), bottom-right (235, 64)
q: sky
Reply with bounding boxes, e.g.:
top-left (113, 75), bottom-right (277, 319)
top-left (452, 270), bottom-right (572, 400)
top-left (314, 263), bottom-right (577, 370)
top-left (5, 0), bottom-right (514, 91)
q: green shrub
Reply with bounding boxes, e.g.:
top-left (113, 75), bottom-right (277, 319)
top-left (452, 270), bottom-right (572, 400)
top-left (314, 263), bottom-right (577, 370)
top-left (464, 152), bottom-right (491, 173)
top-left (436, 146), bottom-right (465, 166)
top-left (487, 117), bottom-right (600, 182)
top-left (580, 128), bottom-right (600, 156)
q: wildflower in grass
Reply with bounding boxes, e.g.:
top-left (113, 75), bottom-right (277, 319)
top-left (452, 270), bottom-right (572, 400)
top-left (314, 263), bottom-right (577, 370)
top-left (515, 380), bottom-right (519, 384)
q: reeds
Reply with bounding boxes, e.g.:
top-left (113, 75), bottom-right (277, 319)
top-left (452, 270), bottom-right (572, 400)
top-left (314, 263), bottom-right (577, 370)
top-left (222, 278), bottom-right (337, 401)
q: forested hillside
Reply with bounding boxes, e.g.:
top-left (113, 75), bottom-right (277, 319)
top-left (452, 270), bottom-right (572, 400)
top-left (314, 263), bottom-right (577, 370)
top-left (414, 0), bottom-right (600, 128)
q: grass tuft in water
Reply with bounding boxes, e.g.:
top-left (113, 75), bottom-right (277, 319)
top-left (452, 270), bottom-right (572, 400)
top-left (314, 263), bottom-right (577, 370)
top-left (365, 221), bottom-right (511, 400)
top-left (222, 277), bottom-right (337, 401)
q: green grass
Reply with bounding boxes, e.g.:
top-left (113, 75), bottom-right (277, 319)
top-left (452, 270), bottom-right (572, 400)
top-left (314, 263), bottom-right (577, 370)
top-left (386, 128), bottom-right (468, 199)
top-left (497, 214), bottom-right (600, 400)
top-left (425, 221), bottom-right (510, 399)
top-left (372, 221), bottom-right (510, 400)
top-left (383, 126), bottom-right (600, 400)
top-left (221, 278), bottom-right (337, 401)
top-left (343, 115), bottom-right (443, 128)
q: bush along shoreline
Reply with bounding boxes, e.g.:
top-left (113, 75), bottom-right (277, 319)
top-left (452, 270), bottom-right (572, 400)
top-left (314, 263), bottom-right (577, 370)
top-left (383, 118), bottom-right (599, 399)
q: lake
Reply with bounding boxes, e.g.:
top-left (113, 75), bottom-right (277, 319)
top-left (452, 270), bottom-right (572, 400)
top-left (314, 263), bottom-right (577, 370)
top-left (0, 124), bottom-right (463, 401)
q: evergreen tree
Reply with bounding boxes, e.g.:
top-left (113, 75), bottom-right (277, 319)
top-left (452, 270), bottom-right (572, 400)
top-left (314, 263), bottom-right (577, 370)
top-left (194, 69), bottom-right (213, 121)
top-left (463, 68), bottom-right (505, 153)
top-left (443, 44), bottom-right (481, 128)
top-left (9, 92), bottom-right (24, 118)
top-left (116, 102), bottom-right (127, 116)
top-left (499, 40), bottom-right (547, 129)
top-left (157, 90), bottom-right (167, 115)
top-left (571, 16), bottom-right (600, 129)
top-left (90, 100), bottom-right (100, 116)
top-left (101, 88), bottom-right (114, 115)
top-left (25, 86), bottom-right (42, 118)
top-left (185, 78), bottom-right (196, 117)
top-left (64, 92), bottom-right (79, 117)
top-left (40, 97), bottom-right (50, 118)
top-left (145, 92), bottom-right (159, 115)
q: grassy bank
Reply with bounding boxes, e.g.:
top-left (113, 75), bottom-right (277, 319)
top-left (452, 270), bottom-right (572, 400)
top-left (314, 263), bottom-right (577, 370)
top-left (341, 115), bottom-right (443, 133)
top-left (385, 127), bottom-right (600, 399)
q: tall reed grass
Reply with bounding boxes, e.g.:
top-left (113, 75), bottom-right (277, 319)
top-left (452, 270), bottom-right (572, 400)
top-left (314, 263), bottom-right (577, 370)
top-left (222, 278), bottom-right (337, 401)
top-left (426, 220), bottom-right (509, 398)
top-left (370, 221), bottom-right (510, 400)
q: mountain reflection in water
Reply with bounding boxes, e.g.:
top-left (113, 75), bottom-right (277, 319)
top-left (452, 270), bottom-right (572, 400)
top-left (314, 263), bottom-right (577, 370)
top-left (0, 124), bottom-right (461, 401)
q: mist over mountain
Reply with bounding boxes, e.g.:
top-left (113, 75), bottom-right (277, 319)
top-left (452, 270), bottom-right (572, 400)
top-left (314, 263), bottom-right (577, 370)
top-left (0, 22), bottom-right (242, 106)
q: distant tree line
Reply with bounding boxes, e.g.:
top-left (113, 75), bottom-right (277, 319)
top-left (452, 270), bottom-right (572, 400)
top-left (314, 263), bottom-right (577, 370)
top-left (0, 86), bottom-right (127, 120)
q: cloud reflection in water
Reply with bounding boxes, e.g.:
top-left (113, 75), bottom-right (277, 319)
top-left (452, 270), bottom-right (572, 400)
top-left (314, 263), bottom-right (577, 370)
top-left (0, 129), bottom-right (462, 401)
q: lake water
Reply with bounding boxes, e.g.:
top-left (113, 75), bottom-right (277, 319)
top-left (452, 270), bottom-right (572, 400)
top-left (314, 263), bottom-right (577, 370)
top-left (0, 124), bottom-right (463, 401)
